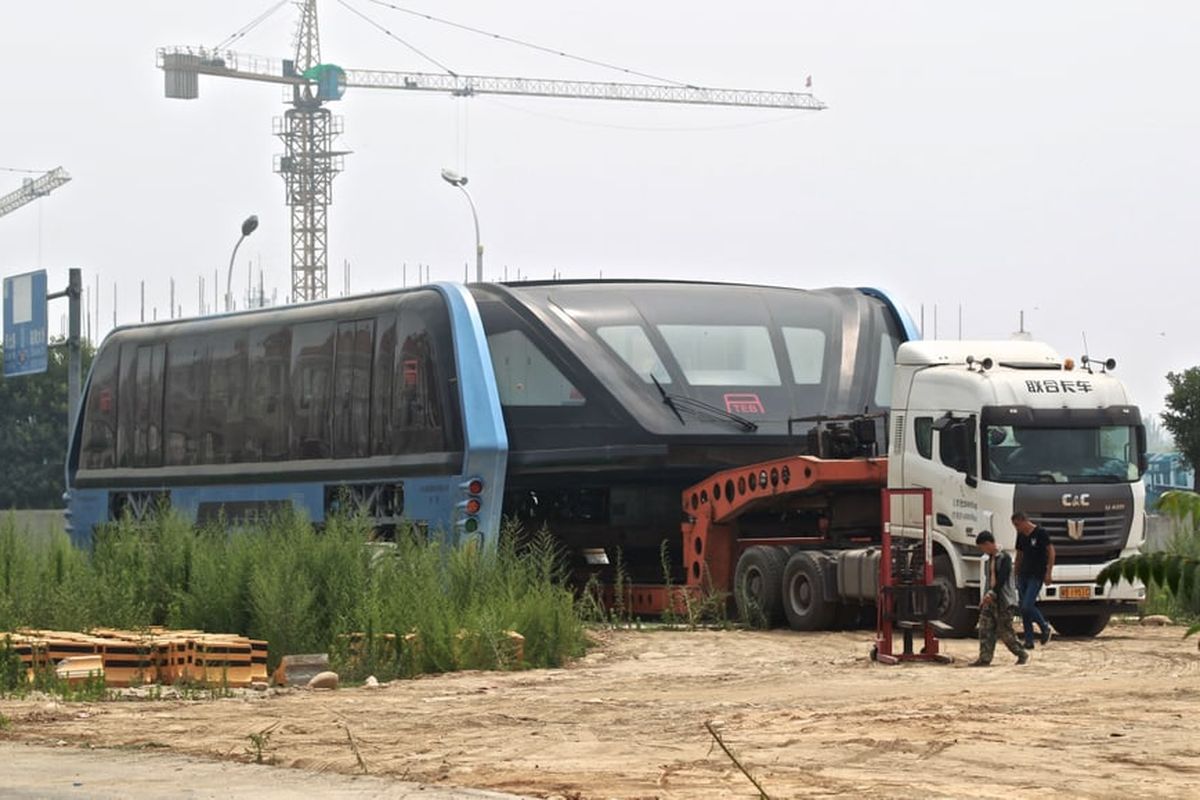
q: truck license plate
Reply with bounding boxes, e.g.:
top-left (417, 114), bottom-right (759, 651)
top-left (1059, 585), bottom-right (1091, 600)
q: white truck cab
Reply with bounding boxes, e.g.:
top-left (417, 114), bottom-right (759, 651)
top-left (888, 340), bottom-right (1146, 636)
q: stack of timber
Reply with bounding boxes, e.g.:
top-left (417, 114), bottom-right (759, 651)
top-left (2, 627), bottom-right (268, 688)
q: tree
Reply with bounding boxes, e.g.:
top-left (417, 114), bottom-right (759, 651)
top-left (1099, 552), bottom-right (1200, 642)
top-left (1099, 490), bottom-right (1200, 647)
top-left (0, 339), bottom-right (93, 508)
top-left (1162, 368), bottom-right (1200, 491)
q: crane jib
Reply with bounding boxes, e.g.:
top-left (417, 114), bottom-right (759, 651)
top-left (155, 2), bottom-right (823, 305)
top-left (157, 47), bottom-right (825, 111)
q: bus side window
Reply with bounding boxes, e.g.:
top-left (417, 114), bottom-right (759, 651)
top-left (334, 318), bottom-right (374, 459)
top-left (290, 321), bottom-right (335, 460)
top-left (133, 343), bottom-right (166, 468)
top-left (371, 313), bottom-right (397, 456)
top-left (392, 291), bottom-right (461, 455)
top-left (164, 337), bottom-right (208, 467)
top-left (487, 328), bottom-right (584, 406)
top-left (248, 326), bottom-right (291, 462)
top-left (81, 344), bottom-right (120, 470)
top-left (205, 332), bottom-right (248, 464)
top-left (116, 343), bottom-right (138, 468)
top-left (394, 310), bottom-right (442, 453)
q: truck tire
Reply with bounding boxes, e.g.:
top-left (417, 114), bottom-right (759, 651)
top-left (734, 546), bottom-right (787, 628)
top-left (782, 551), bottom-right (837, 631)
top-left (1047, 612), bottom-right (1111, 638)
top-left (932, 555), bottom-right (977, 638)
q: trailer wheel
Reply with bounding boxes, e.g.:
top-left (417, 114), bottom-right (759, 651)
top-left (734, 546), bottom-right (787, 628)
top-left (933, 555), bottom-right (977, 638)
top-left (1046, 612), bottom-right (1111, 638)
top-left (782, 551), bottom-right (837, 631)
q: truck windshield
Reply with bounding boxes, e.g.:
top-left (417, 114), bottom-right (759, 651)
top-left (985, 425), bottom-right (1140, 484)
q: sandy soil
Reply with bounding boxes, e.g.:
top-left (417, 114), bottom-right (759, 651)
top-left (0, 742), bottom-right (521, 799)
top-left (2, 623), bottom-right (1198, 799)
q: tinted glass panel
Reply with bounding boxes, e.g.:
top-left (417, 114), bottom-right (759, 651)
top-left (164, 337), bottom-right (208, 466)
top-left (875, 333), bottom-right (897, 408)
top-left (116, 343), bottom-right (137, 467)
top-left (334, 318), bottom-right (374, 458)
top-left (985, 424), bottom-right (1139, 484)
top-left (133, 344), bottom-right (166, 467)
top-left (247, 326), bottom-right (291, 461)
top-left (657, 324), bottom-right (781, 386)
top-left (488, 329), bottom-right (585, 406)
top-left (134, 348), bottom-right (150, 465)
top-left (395, 306), bottom-right (447, 450)
top-left (395, 292), bottom-right (463, 456)
top-left (81, 344), bottom-right (119, 469)
top-left (291, 321), bottom-right (335, 459)
top-left (781, 327), bottom-right (826, 384)
top-left (939, 423), bottom-right (975, 473)
top-left (914, 417), bottom-right (933, 459)
top-left (201, 332), bottom-right (247, 463)
top-left (596, 325), bottom-right (670, 384)
top-left (371, 313), bottom-right (397, 455)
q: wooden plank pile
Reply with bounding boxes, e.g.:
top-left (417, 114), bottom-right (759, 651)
top-left (2, 628), bottom-right (268, 688)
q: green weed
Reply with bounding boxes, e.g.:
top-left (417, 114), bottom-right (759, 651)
top-left (0, 510), bottom-right (588, 684)
top-left (245, 722), bottom-right (279, 764)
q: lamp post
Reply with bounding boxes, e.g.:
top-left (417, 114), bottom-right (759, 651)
top-left (225, 214), bottom-right (259, 312)
top-left (440, 168), bottom-right (482, 283)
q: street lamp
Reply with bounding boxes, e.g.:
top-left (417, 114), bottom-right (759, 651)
top-left (440, 168), bottom-right (483, 283)
top-left (225, 214), bottom-right (259, 312)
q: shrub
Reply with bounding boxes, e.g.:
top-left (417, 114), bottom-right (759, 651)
top-left (0, 511), bottom-right (587, 682)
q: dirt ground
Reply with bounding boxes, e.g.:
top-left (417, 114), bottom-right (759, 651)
top-left (2, 623), bottom-right (1198, 799)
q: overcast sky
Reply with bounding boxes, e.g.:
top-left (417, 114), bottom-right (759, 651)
top-left (1, 1), bottom-right (1196, 415)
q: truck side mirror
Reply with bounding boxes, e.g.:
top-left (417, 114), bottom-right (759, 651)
top-left (1135, 424), bottom-right (1148, 475)
top-left (965, 415), bottom-right (978, 484)
top-left (948, 418), bottom-right (978, 486)
top-left (940, 419), bottom-right (979, 489)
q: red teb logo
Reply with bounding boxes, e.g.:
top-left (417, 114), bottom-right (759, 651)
top-left (723, 393), bottom-right (765, 415)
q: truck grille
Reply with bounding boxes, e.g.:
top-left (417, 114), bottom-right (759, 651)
top-left (1028, 511), bottom-right (1128, 564)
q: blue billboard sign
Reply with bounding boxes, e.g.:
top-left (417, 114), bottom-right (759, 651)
top-left (3, 269), bottom-right (49, 377)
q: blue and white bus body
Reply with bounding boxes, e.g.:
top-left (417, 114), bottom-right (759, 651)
top-left (65, 282), bottom-right (507, 547)
top-left (66, 281), bottom-right (915, 559)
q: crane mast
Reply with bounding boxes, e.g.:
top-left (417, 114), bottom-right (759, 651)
top-left (159, 0), bottom-right (824, 301)
top-left (275, 0), bottom-right (343, 303)
top-left (0, 168), bottom-right (72, 220)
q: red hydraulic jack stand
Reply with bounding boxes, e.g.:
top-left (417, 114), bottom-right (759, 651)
top-left (872, 488), bottom-right (953, 665)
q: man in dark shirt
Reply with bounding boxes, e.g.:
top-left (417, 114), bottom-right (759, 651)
top-left (1012, 511), bottom-right (1055, 648)
top-left (969, 530), bottom-right (1029, 666)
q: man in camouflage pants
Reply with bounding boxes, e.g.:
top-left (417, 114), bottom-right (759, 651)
top-left (970, 530), bottom-right (1030, 666)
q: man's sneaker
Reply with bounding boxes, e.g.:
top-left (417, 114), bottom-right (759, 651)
top-left (1016, 651), bottom-right (1030, 665)
top-left (1040, 627), bottom-right (1053, 646)
top-left (967, 660), bottom-right (991, 667)
top-left (1023, 640), bottom-right (1036, 650)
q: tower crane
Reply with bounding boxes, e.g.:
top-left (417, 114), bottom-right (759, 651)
top-left (0, 168), bottom-right (72, 220)
top-left (159, 0), bottom-right (824, 302)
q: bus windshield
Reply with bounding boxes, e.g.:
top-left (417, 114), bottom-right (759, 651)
top-left (985, 424), bottom-right (1140, 484)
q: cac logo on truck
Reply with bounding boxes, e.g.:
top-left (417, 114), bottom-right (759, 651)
top-left (1061, 493), bottom-right (1091, 508)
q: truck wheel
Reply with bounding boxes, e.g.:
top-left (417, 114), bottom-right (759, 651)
top-left (1047, 612), bottom-right (1112, 638)
top-left (782, 551), bottom-right (837, 631)
top-left (932, 555), bottom-right (976, 638)
top-left (734, 546), bottom-right (787, 628)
